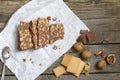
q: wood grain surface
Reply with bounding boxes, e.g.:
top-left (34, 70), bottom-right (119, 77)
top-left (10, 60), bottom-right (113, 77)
top-left (0, 0), bottom-right (120, 80)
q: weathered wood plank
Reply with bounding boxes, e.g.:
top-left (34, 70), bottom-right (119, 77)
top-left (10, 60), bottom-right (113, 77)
top-left (0, 44), bottom-right (120, 75)
top-left (1, 73), bottom-right (120, 80)
top-left (69, 0), bottom-right (120, 3)
top-left (0, 76), bottom-right (16, 80)
top-left (66, 2), bottom-right (120, 19)
top-left (0, 22), bottom-right (5, 31)
top-left (0, 1), bottom-right (120, 22)
top-left (36, 73), bottom-right (120, 80)
top-left (83, 18), bottom-right (120, 31)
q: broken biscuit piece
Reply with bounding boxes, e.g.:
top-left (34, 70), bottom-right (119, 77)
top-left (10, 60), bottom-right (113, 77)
top-left (18, 21), bottom-right (33, 50)
top-left (53, 66), bottom-right (66, 77)
top-left (84, 63), bottom-right (91, 76)
top-left (74, 59), bottom-right (86, 77)
top-left (61, 54), bottom-right (72, 67)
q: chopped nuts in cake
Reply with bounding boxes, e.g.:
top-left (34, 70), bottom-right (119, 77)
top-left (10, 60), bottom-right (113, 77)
top-left (50, 23), bottom-right (64, 44)
top-left (30, 20), bottom-right (38, 49)
top-left (18, 17), bottom-right (64, 50)
top-left (18, 21), bottom-right (33, 50)
top-left (37, 17), bottom-right (49, 48)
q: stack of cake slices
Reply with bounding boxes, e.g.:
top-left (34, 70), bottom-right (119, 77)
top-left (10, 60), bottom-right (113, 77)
top-left (18, 17), bottom-right (64, 50)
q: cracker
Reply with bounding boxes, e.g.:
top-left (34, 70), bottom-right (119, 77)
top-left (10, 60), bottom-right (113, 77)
top-left (66, 56), bottom-right (80, 74)
top-left (53, 66), bottom-right (66, 77)
top-left (74, 59), bottom-right (86, 77)
top-left (61, 54), bottom-right (72, 67)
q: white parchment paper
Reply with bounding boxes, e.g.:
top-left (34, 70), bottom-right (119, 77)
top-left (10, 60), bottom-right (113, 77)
top-left (0, 0), bottom-right (89, 80)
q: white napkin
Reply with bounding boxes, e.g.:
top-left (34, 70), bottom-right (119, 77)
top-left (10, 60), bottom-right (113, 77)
top-left (0, 0), bottom-right (89, 80)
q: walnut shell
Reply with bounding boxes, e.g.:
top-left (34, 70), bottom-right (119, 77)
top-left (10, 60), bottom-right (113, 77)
top-left (97, 60), bottom-right (106, 69)
top-left (107, 54), bottom-right (116, 65)
top-left (73, 42), bottom-right (83, 52)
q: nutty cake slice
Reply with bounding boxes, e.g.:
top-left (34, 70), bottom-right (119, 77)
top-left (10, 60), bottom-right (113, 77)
top-left (37, 17), bottom-right (49, 48)
top-left (29, 20), bottom-right (38, 49)
top-left (49, 23), bottom-right (64, 44)
top-left (18, 21), bottom-right (33, 50)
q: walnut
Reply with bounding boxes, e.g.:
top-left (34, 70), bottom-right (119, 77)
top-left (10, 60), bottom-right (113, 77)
top-left (107, 54), bottom-right (116, 65)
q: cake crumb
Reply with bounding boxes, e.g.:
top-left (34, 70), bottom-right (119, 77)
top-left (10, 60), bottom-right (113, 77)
top-left (29, 58), bottom-right (32, 61)
top-left (47, 16), bottom-right (51, 21)
top-left (53, 45), bottom-right (58, 50)
top-left (22, 58), bottom-right (26, 62)
top-left (52, 17), bottom-right (57, 21)
top-left (39, 63), bottom-right (42, 66)
top-left (31, 61), bottom-right (34, 64)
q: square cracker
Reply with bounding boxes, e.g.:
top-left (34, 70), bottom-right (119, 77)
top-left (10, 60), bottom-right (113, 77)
top-left (74, 59), bottom-right (86, 77)
top-left (61, 54), bottom-right (72, 67)
top-left (66, 56), bottom-right (80, 74)
top-left (53, 66), bottom-right (66, 77)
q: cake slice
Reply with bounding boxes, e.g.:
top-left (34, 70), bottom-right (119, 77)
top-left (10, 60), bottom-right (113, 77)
top-left (49, 23), bottom-right (64, 44)
top-left (29, 20), bottom-right (38, 49)
top-left (37, 17), bottom-right (49, 48)
top-left (18, 21), bottom-right (33, 50)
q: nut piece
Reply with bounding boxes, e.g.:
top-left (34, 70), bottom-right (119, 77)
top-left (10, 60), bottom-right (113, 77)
top-left (107, 54), bottom-right (116, 64)
top-left (81, 50), bottom-right (91, 60)
top-left (73, 42), bottom-right (83, 52)
top-left (53, 45), bottom-right (58, 50)
top-left (94, 48), bottom-right (105, 57)
top-left (97, 60), bottom-right (106, 69)
top-left (29, 20), bottom-right (38, 49)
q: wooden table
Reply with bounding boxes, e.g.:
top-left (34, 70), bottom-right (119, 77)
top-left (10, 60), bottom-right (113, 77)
top-left (0, 0), bottom-right (120, 80)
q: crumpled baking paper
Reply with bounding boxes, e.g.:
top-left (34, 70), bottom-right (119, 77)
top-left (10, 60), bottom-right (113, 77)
top-left (0, 0), bottom-right (89, 80)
